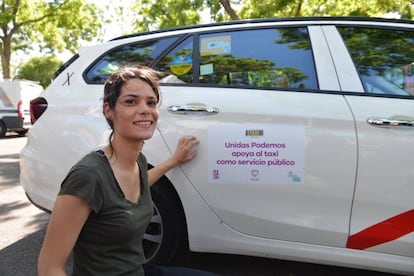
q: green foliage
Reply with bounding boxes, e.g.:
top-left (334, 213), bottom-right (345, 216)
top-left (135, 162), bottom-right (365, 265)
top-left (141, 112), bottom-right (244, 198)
top-left (12, 0), bottom-right (102, 53)
top-left (127, 0), bottom-right (413, 35)
top-left (16, 56), bottom-right (63, 88)
top-left (130, 0), bottom-right (239, 31)
top-left (0, 0), bottom-right (102, 78)
top-left (132, 0), bottom-right (205, 31)
top-left (238, 0), bottom-right (414, 19)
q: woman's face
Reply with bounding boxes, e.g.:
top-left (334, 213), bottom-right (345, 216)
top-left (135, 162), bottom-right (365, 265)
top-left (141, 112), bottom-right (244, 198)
top-left (105, 78), bottom-right (159, 143)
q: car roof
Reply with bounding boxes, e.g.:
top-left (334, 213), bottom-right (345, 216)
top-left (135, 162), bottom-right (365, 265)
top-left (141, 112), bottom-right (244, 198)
top-left (110, 16), bottom-right (414, 41)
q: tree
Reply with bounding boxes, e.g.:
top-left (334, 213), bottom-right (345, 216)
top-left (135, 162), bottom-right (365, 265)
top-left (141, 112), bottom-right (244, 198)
top-left (131, 0), bottom-right (205, 31)
top-left (129, 0), bottom-right (413, 33)
top-left (0, 0), bottom-right (102, 79)
top-left (130, 0), bottom-right (242, 31)
top-left (218, 0), bottom-right (240, 20)
top-left (16, 55), bottom-right (63, 88)
top-left (238, 0), bottom-right (413, 19)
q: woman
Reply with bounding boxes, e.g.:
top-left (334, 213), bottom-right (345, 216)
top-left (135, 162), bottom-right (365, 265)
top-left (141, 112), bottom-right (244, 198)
top-left (38, 66), bottom-right (217, 276)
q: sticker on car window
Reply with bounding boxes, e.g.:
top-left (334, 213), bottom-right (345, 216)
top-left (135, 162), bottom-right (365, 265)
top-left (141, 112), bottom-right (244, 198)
top-left (170, 54), bottom-right (192, 76)
top-left (200, 64), bottom-right (214, 76)
top-left (208, 124), bottom-right (305, 185)
top-left (200, 36), bottom-right (231, 56)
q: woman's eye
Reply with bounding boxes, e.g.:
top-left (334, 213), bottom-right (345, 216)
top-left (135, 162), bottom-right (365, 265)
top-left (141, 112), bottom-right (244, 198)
top-left (148, 101), bottom-right (157, 107)
top-left (125, 99), bottom-right (136, 105)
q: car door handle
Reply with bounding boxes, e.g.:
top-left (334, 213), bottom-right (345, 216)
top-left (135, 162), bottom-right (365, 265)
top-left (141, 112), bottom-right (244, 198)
top-left (367, 117), bottom-right (414, 127)
top-left (167, 104), bottom-right (219, 115)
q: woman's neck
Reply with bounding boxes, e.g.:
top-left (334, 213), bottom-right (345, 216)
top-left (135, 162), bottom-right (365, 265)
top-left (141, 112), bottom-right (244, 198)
top-left (104, 138), bottom-right (143, 169)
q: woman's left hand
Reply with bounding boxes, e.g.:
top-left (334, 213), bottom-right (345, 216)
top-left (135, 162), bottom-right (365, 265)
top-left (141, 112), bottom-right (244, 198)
top-left (170, 135), bottom-right (199, 166)
top-left (148, 135), bottom-right (199, 186)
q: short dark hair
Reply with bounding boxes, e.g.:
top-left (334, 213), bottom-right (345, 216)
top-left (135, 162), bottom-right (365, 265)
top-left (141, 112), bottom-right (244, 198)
top-left (103, 65), bottom-right (161, 109)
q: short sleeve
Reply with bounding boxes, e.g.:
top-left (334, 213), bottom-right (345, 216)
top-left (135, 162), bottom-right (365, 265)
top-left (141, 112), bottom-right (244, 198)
top-left (59, 166), bottom-right (103, 213)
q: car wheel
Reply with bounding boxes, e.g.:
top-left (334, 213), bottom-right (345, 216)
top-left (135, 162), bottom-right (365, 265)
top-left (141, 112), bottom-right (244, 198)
top-left (144, 177), bottom-right (189, 265)
top-left (0, 121), bottom-right (6, 138)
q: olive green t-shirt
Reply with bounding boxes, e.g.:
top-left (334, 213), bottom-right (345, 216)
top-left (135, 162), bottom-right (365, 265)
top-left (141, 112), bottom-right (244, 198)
top-left (59, 151), bottom-right (153, 276)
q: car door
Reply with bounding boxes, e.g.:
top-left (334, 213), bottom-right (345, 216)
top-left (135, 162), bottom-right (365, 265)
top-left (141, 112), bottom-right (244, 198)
top-left (330, 25), bottom-right (414, 258)
top-left (155, 25), bottom-right (358, 247)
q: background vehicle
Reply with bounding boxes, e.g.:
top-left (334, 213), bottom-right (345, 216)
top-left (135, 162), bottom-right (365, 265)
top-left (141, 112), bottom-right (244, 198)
top-left (0, 79), bottom-right (42, 137)
top-left (20, 17), bottom-right (414, 275)
top-left (0, 107), bottom-right (22, 138)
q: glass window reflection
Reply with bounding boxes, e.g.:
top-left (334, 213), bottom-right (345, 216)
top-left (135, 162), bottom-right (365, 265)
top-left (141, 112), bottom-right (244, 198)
top-left (198, 28), bottom-right (318, 90)
top-left (338, 27), bottom-right (414, 96)
top-left (85, 37), bottom-right (178, 84)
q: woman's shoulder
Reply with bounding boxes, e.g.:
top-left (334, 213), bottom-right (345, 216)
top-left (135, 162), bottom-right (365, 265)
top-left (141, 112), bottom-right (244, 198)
top-left (70, 150), bottom-right (108, 174)
top-left (77, 150), bottom-right (105, 164)
top-left (62, 151), bottom-right (109, 189)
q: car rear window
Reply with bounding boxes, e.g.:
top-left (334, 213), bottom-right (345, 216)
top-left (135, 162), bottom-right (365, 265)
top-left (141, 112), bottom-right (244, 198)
top-left (84, 36), bottom-right (179, 84)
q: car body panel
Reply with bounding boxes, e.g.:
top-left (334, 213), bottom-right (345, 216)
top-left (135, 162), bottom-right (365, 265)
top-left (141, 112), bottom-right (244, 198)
top-left (344, 95), bottom-right (414, 258)
top-left (157, 86), bottom-right (357, 247)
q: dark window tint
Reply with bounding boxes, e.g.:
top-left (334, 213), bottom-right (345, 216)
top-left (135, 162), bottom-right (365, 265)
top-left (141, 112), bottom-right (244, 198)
top-left (85, 37), bottom-right (178, 84)
top-left (155, 37), bottom-right (193, 83)
top-left (338, 27), bottom-right (414, 96)
top-left (198, 28), bottom-right (317, 89)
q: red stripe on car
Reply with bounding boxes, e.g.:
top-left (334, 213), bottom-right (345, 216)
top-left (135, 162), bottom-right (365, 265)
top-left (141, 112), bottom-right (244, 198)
top-left (347, 209), bottom-right (414, 250)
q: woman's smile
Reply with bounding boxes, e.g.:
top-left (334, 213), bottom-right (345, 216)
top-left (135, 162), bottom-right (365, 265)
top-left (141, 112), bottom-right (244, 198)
top-left (133, 120), bottom-right (153, 127)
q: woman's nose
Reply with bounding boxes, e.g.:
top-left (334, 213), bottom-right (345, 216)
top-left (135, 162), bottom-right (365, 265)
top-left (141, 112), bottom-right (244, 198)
top-left (137, 101), bottom-right (151, 114)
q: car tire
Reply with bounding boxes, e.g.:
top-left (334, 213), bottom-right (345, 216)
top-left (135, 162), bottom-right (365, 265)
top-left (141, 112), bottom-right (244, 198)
top-left (0, 121), bottom-right (6, 138)
top-left (144, 176), bottom-right (189, 265)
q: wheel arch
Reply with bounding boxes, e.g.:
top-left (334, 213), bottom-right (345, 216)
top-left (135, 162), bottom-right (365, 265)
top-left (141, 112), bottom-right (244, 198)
top-left (147, 163), bottom-right (190, 265)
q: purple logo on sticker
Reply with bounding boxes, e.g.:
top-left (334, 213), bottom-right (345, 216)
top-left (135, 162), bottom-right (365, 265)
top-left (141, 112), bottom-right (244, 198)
top-left (213, 170), bottom-right (220, 180)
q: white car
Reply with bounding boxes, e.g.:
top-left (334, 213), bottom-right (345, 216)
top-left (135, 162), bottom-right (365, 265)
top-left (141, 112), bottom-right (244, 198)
top-left (20, 17), bottom-right (414, 275)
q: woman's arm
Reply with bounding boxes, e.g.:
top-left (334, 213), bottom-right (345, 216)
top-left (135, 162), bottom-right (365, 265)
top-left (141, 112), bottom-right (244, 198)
top-left (148, 135), bottom-right (198, 186)
top-left (38, 195), bottom-right (91, 276)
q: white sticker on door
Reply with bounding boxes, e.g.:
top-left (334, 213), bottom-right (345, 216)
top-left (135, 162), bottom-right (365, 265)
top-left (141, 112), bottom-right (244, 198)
top-left (208, 124), bottom-right (305, 184)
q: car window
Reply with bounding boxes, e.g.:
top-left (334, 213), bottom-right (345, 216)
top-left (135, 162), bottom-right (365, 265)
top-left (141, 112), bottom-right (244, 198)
top-left (198, 27), bottom-right (318, 90)
top-left (85, 37), bottom-right (179, 84)
top-left (154, 37), bottom-right (193, 83)
top-left (338, 26), bottom-right (414, 97)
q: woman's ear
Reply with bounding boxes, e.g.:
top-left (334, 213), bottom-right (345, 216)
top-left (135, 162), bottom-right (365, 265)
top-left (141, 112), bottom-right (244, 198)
top-left (103, 103), bottom-right (113, 119)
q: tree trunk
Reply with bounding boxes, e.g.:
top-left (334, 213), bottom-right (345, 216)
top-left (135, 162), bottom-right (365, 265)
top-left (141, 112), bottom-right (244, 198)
top-left (295, 0), bottom-right (303, 17)
top-left (218, 0), bottom-right (240, 20)
top-left (1, 35), bottom-right (11, 79)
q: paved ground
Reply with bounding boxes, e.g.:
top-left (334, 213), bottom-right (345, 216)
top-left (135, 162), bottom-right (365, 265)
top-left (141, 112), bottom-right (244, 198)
top-left (0, 135), bottom-right (48, 248)
top-left (0, 134), bottom-right (49, 275)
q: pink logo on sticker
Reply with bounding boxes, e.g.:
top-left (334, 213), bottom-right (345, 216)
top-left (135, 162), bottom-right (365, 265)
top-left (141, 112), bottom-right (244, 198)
top-left (251, 169), bottom-right (259, 177)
